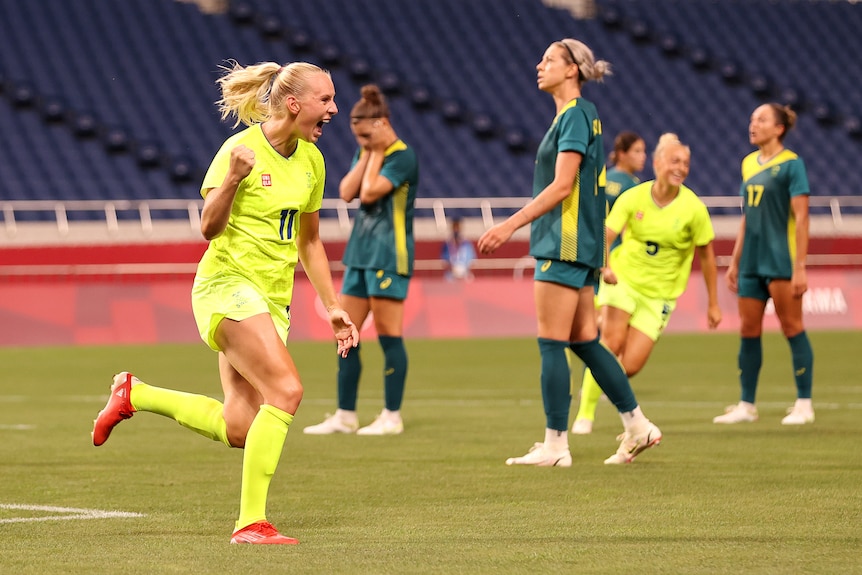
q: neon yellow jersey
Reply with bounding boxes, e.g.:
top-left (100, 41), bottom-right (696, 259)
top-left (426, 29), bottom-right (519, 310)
top-left (197, 124), bottom-right (325, 307)
top-left (606, 181), bottom-right (714, 299)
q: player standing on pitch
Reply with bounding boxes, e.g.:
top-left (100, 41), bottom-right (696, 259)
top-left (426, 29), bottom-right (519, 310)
top-left (478, 39), bottom-right (662, 466)
top-left (304, 84), bottom-right (419, 437)
top-left (714, 103), bottom-right (814, 426)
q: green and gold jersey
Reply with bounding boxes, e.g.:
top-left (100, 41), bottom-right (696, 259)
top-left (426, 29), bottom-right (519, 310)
top-left (197, 124), bottom-right (325, 307)
top-left (605, 167), bottom-right (639, 252)
top-left (607, 181), bottom-right (714, 300)
top-left (342, 140), bottom-right (419, 276)
top-left (738, 149), bottom-right (809, 278)
top-left (530, 98), bottom-right (606, 268)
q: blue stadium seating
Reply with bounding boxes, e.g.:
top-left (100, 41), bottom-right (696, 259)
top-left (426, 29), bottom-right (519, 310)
top-left (0, 0), bottom-right (859, 220)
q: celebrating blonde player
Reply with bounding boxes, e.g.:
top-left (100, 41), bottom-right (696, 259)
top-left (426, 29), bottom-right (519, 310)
top-left (92, 61), bottom-right (358, 545)
top-left (572, 133), bottom-right (721, 434)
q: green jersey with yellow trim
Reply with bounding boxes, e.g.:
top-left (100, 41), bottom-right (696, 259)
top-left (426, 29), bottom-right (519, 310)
top-left (605, 168), bottom-right (639, 209)
top-left (342, 140), bottom-right (419, 276)
top-left (530, 98), bottom-right (606, 268)
top-left (738, 149), bottom-right (810, 278)
top-left (605, 167), bottom-right (639, 252)
top-left (197, 124), bottom-right (325, 307)
top-left (607, 181), bottom-right (714, 300)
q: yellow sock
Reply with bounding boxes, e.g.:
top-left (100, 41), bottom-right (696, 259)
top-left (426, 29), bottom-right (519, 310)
top-left (130, 383), bottom-right (230, 446)
top-left (236, 404), bottom-right (293, 531)
top-left (575, 368), bottom-right (603, 422)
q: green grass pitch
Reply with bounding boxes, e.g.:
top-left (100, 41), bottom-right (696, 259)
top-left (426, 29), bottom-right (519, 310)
top-left (1, 331), bottom-right (860, 574)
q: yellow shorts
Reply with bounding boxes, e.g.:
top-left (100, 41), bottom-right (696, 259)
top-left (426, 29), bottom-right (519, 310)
top-left (191, 272), bottom-right (291, 352)
top-left (597, 279), bottom-right (675, 342)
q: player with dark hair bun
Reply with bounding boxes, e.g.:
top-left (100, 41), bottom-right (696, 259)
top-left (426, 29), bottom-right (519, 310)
top-left (304, 84), bottom-right (419, 437)
top-left (715, 103), bottom-right (814, 426)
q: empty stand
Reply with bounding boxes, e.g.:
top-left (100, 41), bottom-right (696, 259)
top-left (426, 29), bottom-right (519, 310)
top-left (0, 0), bottom-right (859, 223)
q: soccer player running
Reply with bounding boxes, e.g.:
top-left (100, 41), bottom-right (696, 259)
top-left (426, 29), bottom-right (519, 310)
top-left (714, 103), bottom-right (814, 426)
top-left (572, 134), bottom-right (722, 435)
top-left (570, 130), bottom-right (645, 433)
top-left (304, 84), bottom-right (418, 436)
top-left (92, 61), bottom-right (359, 544)
top-left (478, 39), bottom-right (662, 466)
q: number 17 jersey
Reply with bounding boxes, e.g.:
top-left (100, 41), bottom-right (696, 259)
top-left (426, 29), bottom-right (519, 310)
top-left (738, 149), bottom-right (809, 279)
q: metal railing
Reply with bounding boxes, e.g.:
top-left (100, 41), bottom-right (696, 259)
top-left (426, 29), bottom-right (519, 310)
top-left (2, 195), bottom-right (861, 238)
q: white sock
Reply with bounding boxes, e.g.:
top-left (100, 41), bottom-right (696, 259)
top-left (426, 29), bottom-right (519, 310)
top-left (544, 428), bottom-right (568, 451)
top-left (335, 409), bottom-right (357, 424)
top-left (620, 405), bottom-right (649, 435)
top-left (794, 398), bottom-right (813, 411)
top-left (381, 409), bottom-right (401, 423)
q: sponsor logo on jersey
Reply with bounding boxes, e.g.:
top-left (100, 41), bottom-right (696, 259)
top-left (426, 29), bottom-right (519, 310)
top-left (261, 174), bottom-right (272, 187)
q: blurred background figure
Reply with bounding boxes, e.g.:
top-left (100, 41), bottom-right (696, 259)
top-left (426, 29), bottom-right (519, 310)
top-left (441, 217), bottom-right (477, 281)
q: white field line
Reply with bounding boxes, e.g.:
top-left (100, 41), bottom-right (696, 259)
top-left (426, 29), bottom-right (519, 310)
top-left (0, 504), bottom-right (144, 524)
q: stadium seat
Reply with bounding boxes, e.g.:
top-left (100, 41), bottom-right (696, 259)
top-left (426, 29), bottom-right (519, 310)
top-left (40, 96), bottom-right (66, 124)
top-left (845, 115), bottom-right (862, 139)
top-left (409, 85), bottom-right (434, 111)
top-left (747, 71), bottom-right (773, 98)
top-left (135, 141), bottom-right (163, 169)
top-left (103, 127), bottom-right (132, 154)
top-left (10, 82), bottom-right (36, 108)
top-left (377, 71), bottom-right (402, 96)
top-left (229, 1), bottom-right (255, 25)
top-left (719, 59), bottom-right (742, 84)
top-left (348, 57), bottom-right (373, 82)
top-left (71, 111), bottom-right (99, 139)
top-left (471, 114), bottom-right (496, 140)
top-left (688, 46), bottom-right (711, 71)
top-left (779, 86), bottom-right (805, 110)
top-left (258, 14), bottom-right (284, 39)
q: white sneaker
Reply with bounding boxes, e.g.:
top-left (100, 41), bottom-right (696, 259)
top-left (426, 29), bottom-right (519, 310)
top-left (713, 402), bottom-right (759, 424)
top-left (302, 412), bottom-right (358, 435)
top-left (604, 422), bottom-right (662, 464)
top-left (571, 418), bottom-right (593, 435)
top-left (356, 412), bottom-right (404, 435)
top-left (505, 442), bottom-right (572, 467)
top-left (781, 405), bottom-right (815, 425)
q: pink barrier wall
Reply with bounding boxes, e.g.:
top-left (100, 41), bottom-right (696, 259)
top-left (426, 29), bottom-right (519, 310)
top-left (0, 271), bottom-right (858, 347)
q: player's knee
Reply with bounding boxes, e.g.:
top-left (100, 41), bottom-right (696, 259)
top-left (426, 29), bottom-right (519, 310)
top-left (266, 379), bottom-right (304, 413)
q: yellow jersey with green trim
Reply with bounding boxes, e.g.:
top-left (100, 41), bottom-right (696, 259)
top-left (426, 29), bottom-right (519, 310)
top-left (342, 139), bottom-right (419, 276)
top-left (530, 98), bottom-right (606, 268)
top-left (738, 149), bottom-right (809, 278)
top-left (197, 124), bottom-right (325, 307)
top-left (606, 181), bottom-right (714, 300)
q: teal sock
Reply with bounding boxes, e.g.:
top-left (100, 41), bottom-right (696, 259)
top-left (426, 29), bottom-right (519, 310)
top-left (739, 337), bottom-right (762, 404)
top-left (380, 336), bottom-right (408, 411)
top-left (337, 342), bottom-right (361, 411)
top-left (787, 331), bottom-right (813, 399)
top-left (538, 338), bottom-right (572, 432)
top-left (569, 337), bottom-right (637, 413)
